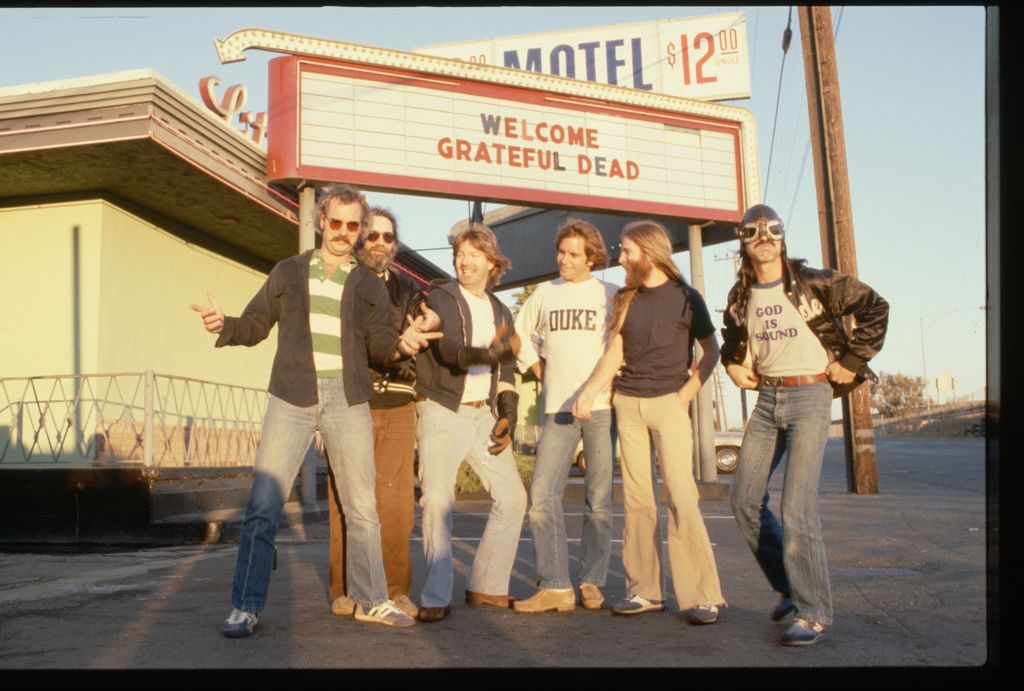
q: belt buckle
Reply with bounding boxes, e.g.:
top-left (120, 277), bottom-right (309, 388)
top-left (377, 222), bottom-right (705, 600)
top-left (762, 375), bottom-right (783, 387)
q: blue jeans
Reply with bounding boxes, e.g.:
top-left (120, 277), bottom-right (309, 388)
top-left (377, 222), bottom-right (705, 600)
top-left (730, 381), bottom-right (834, 625)
top-left (231, 378), bottom-right (388, 613)
top-left (527, 409), bottom-right (614, 589)
top-left (416, 399), bottom-right (527, 608)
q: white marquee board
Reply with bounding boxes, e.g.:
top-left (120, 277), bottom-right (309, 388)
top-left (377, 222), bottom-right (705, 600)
top-left (267, 52), bottom-right (756, 221)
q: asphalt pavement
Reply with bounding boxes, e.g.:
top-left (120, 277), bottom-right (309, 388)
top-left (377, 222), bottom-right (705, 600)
top-left (0, 437), bottom-right (997, 675)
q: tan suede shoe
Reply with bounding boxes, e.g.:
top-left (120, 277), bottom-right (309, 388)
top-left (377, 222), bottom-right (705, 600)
top-left (579, 583), bottom-right (605, 610)
top-left (513, 588), bottom-right (576, 613)
top-left (392, 593), bottom-right (420, 619)
top-left (465, 590), bottom-right (515, 609)
top-left (331, 595), bottom-right (355, 616)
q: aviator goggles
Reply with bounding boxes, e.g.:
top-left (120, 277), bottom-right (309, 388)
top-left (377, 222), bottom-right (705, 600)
top-left (365, 231), bottom-right (396, 244)
top-left (326, 219), bottom-right (362, 232)
top-left (737, 219), bottom-right (785, 244)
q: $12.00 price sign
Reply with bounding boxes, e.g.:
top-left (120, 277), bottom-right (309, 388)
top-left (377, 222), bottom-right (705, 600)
top-left (416, 12), bottom-right (751, 102)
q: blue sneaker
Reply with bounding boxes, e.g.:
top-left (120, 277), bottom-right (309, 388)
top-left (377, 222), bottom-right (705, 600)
top-left (771, 595), bottom-right (795, 621)
top-left (781, 618), bottom-right (826, 646)
top-left (223, 608), bottom-right (258, 638)
top-left (611, 594), bottom-right (665, 615)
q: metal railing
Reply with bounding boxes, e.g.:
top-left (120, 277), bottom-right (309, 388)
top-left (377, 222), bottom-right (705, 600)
top-left (872, 400), bottom-right (987, 437)
top-left (0, 372), bottom-right (271, 467)
top-left (512, 423), bottom-right (542, 456)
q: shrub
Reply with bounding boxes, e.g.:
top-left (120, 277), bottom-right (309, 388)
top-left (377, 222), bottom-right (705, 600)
top-left (454, 452), bottom-right (535, 495)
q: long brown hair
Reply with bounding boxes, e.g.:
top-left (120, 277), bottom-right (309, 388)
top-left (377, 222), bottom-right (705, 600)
top-left (452, 223), bottom-right (511, 288)
top-left (555, 218), bottom-right (607, 269)
top-left (734, 239), bottom-right (806, 324)
top-left (609, 220), bottom-right (688, 337)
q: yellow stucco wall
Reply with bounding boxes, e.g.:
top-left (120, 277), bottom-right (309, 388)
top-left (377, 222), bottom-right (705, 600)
top-left (1, 202), bottom-right (103, 378)
top-left (0, 199), bottom-right (276, 387)
top-left (94, 201), bottom-right (275, 388)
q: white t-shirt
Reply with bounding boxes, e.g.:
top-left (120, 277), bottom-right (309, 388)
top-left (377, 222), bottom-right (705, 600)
top-left (746, 279), bottom-right (830, 376)
top-left (460, 284), bottom-right (496, 402)
top-left (514, 276), bottom-right (618, 414)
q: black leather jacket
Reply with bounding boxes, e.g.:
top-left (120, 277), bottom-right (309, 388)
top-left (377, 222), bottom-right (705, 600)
top-left (720, 261), bottom-right (889, 397)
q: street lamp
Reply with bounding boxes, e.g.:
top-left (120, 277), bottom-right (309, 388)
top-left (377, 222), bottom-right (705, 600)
top-left (918, 305), bottom-right (986, 411)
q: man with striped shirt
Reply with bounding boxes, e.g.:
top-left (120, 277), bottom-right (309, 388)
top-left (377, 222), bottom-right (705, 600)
top-left (327, 207), bottom-right (424, 620)
top-left (192, 184), bottom-right (439, 637)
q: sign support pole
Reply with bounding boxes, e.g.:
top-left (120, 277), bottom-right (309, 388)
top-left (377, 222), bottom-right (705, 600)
top-left (688, 222), bottom-right (717, 482)
top-left (298, 182), bottom-right (318, 509)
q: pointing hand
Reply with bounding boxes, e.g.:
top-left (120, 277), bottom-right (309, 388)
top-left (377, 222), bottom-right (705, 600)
top-left (189, 291), bottom-right (224, 334)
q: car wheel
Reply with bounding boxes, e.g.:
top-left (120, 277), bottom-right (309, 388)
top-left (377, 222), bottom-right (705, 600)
top-left (715, 446), bottom-right (740, 474)
top-left (574, 449), bottom-right (587, 476)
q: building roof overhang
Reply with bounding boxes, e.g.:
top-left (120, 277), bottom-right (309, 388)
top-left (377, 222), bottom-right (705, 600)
top-left (0, 70), bottom-right (302, 270)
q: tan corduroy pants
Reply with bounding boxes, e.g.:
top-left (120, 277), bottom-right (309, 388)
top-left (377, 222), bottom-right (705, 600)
top-left (614, 391), bottom-right (725, 609)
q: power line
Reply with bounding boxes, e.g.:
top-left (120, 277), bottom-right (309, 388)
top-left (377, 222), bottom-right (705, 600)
top-left (762, 6), bottom-right (793, 203)
top-left (784, 5), bottom-right (845, 222)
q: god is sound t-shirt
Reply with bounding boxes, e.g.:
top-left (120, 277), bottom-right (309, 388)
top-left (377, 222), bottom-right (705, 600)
top-left (745, 279), bottom-right (830, 377)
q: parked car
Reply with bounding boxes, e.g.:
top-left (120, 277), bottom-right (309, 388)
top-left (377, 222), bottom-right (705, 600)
top-left (573, 429), bottom-right (745, 475)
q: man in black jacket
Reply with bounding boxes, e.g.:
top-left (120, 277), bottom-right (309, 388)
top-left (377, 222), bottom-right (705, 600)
top-left (721, 204), bottom-right (888, 646)
top-left (191, 184), bottom-right (438, 637)
top-left (414, 224), bottom-right (526, 623)
top-left (327, 207), bottom-right (425, 620)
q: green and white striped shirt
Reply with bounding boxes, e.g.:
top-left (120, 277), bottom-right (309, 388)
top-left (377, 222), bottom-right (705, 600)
top-left (308, 252), bottom-right (353, 378)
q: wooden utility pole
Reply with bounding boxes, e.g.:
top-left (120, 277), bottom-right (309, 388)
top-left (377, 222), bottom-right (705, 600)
top-left (798, 6), bottom-right (879, 494)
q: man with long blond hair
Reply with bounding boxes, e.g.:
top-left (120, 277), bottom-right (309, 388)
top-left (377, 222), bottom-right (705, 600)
top-left (574, 220), bottom-right (725, 624)
top-left (512, 218), bottom-right (619, 614)
top-left (413, 224), bottom-right (526, 622)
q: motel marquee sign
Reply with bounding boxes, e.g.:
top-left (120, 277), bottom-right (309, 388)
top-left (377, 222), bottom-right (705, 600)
top-left (415, 12), bottom-right (752, 103)
top-left (216, 28), bottom-right (759, 222)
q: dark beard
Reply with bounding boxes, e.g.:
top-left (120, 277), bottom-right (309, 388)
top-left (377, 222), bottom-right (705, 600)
top-left (623, 254), bottom-right (652, 287)
top-left (357, 246), bottom-right (394, 273)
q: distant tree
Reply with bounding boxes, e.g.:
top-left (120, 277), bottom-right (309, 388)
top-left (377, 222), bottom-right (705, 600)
top-left (511, 283), bottom-right (537, 317)
top-left (871, 371), bottom-right (925, 417)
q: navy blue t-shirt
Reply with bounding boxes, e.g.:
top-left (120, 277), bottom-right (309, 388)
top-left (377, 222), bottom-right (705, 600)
top-left (615, 280), bottom-right (715, 398)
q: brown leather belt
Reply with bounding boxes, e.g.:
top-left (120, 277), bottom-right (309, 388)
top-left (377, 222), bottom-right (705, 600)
top-left (759, 373), bottom-right (829, 387)
top-left (414, 394), bottom-right (487, 408)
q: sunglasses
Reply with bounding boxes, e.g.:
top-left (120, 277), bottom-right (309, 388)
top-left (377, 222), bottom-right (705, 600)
top-left (366, 231), bottom-right (396, 244)
top-left (737, 220), bottom-right (785, 243)
top-left (326, 219), bottom-right (362, 232)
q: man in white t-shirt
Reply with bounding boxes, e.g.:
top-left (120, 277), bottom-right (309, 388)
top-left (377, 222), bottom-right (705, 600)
top-left (512, 219), bottom-right (618, 614)
top-left (413, 224), bottom-right (526, 623)
top-left (722, 204), bottom-right (888, 646)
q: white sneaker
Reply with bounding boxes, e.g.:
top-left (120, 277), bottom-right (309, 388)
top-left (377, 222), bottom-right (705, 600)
top-left (223, 608), bottom-right (258, 638)
top-left (354, 599), bottom-right (416, 628)
top-left (686, 604), bottom-right (720, 625)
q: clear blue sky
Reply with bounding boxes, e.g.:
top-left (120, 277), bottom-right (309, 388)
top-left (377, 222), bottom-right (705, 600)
top-left (2, 6), bottom-right (988, 422)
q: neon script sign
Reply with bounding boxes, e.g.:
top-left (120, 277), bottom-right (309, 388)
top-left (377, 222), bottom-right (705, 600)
top-left (198, 76), bottom-right (267, 145)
